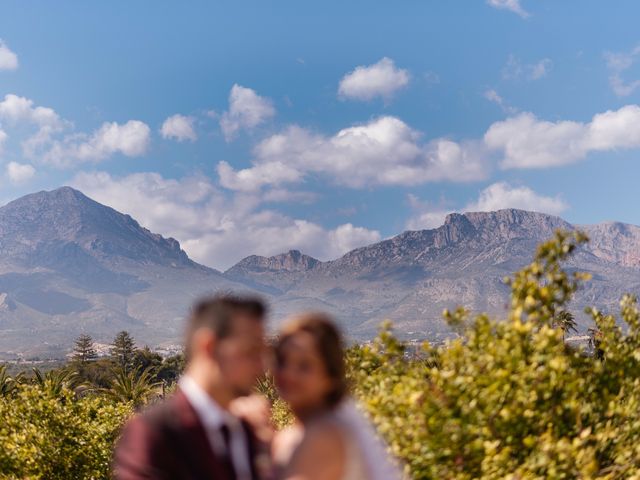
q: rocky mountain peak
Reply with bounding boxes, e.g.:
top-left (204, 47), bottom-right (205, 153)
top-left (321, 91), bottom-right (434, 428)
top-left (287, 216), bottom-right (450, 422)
top-left (436, 213), bottom-right (478, 246)
top-left (227, 249), bottom-right (320, 274)
top-left (582, 221), bottom-right (640, 267)
top-left (0, 186), bottom-right (194, 269)
top-left (442, 209), bottom-right (572, 242)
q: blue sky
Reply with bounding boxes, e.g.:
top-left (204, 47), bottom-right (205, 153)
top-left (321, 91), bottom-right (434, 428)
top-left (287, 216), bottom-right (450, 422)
top-left (1, 0), bottom-right (640, 269)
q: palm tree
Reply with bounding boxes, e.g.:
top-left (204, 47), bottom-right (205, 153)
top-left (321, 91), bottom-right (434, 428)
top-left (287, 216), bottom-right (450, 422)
top-left (31, 368), bottom-right (76, 397)
top-left (0, 365), bottom-right (21, 397)
top-left (101, 366), bottom-right (161, 407)
top-left (552, 310), bottom-right (578, 341)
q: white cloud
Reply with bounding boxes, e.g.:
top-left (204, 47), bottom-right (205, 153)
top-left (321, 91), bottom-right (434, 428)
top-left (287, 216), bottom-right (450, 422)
top-left (0, 128), bottom-right (7, 153)
top-left (6, 161), bottom-right (35, 184)
top-left (605, 45), bottom-right (640, 97)
top-left (42, 120), bottom-right (151, 167)
top-left (72, 171), bottom-right (380, 270)
top-left (0, 94), bottom-right (150, 167)
top-left (485, 105), bottom-right (640, 168)
top-left (406, 182), bottom-right (568, 230)
top-left (466, 182), bottom-right (568, 214)
top-left (160, 114), bottom-right (197, 142)
top-left (219, 103), bottom-right (640, 191)
top-left (0, 94), bottom-right (67, 161)
top-left (338, 57), bottom-right (410, 102)
top-left (217, 116), bottom-right (488, 191)
top-left (485, 113), bottom-right (585, 168)
top-left (529, 58), bottom-right (552, 80)
top-left (0, 40), bottom-right (18, 71)
top-left (406, 210), bottom-right (449, 230)
top-left (484, 89), bottom-right (517, 114)
top-left (0, 93), bottom-right (152, 168)
top-left (487, 0), bottom-right (530, 18)
top-left (217, 160), bottom-right (302, 192)
top-left (261, 189), bottom-right (318, 204)
top-left (405, 194), bottom-right (454, 230)
top-left (0, 94), bottom-right (62, 128)
top-left (502, 55), bottom-right (552, 81)
top-left (219, 84), bottom-right (275, 141)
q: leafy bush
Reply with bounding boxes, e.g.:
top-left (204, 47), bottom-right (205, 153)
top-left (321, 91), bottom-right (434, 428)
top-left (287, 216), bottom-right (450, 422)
top-left (352, 231), bottom-right (640, 479)
top-left (0, 385), bottom-right (131, 479)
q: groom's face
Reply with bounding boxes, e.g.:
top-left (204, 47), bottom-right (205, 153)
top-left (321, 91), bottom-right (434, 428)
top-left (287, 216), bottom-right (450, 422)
top-left (214, 314), bottom-right (266, 397)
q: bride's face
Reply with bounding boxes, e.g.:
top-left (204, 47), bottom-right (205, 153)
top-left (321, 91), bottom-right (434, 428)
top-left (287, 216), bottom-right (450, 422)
top-left (274, 331), bottom-right (335, 416)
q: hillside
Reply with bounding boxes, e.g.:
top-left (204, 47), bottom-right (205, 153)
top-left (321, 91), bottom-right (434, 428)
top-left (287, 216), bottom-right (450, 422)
top-left (1, 187), bottom-right (639, 357)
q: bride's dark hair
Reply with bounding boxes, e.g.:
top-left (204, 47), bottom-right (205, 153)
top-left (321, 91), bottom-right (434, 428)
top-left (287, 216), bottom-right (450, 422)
top-left (276, 312), bottom-right (347, 408)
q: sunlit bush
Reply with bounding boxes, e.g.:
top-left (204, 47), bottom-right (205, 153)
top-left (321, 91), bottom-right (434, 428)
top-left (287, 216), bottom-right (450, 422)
top-left (352, 231), bottom-right (640, 479)
top-left (0, 385), bottom-right (131, 479)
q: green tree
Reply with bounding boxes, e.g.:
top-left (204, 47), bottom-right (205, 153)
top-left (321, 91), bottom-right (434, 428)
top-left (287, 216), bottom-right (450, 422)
top-left (31, 368), bottom-right (76, 397)
top-left (0, 364), bottom-right (21, 397)
top-left (132, 346), bottom-right (163, 375)
top-left (111, 331), bottom-right (137, 373)
top-left (156, 352), bottom-right (185, 385)
top-left (552, 309), bottom-right (578, 340)
top-left (101, 366), bottom-right (161, 407)
top-left (72, 334), bottom-right (98, 365)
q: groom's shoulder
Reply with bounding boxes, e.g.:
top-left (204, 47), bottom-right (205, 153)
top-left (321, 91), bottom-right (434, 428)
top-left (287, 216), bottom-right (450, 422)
top-left (128, 390), bottom-right (188, 432)
top-left (113, 392), bottom-right (192, 476)
top-left (116, 390), bottom-right (192, 455)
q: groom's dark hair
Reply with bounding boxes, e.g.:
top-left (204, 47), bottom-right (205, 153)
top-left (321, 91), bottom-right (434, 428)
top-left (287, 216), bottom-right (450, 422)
top-left (185, 293), bottom-right (266, 358)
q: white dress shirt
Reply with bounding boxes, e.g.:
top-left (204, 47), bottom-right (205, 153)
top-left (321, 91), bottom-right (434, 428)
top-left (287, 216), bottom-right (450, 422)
top-left (179, 376), bottom-right (252, 480)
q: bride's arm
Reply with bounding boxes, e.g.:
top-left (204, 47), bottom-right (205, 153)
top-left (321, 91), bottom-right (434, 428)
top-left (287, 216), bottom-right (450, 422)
top-left (280, 423), bottom-right (346, 480)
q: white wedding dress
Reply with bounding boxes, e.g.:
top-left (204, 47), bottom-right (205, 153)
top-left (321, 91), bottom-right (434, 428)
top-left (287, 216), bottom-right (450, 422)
top-left (275, 400), bottom-right (401, 480)
top-left (331, 400), bottom-right (401, 480)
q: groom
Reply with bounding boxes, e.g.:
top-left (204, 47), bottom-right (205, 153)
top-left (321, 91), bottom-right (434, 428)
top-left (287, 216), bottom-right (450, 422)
top-left (113, 294), bottom-right (270, 480)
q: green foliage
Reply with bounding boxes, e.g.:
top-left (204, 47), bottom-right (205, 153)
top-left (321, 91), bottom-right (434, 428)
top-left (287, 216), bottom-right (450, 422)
top-left (553, 310), bottom-right (578, 339)
top-left (255, 374), bottom-right (294, 429)
top-left (31, 367), bottom-right (77, 398)
top-left (71, 334), bottom-right (98, 365)
top-left (131, 346), bottom-right (163, 375)
top-left (0, 384), bottom-right (131, 479)
top-left (0, 365), bottom-right (21, 398)
top-left (99, 366), bottom-right (162, 407)
top-left (506, 230), bottom-right (591, 325)
top-left (155, 352), bottom-right (185, 385)
top-left (111, 330), bottom-right (136, 373)
top-left (0, 337), bottom-right (182, 478)
top-left (350, 231), bottom-right (640, 478)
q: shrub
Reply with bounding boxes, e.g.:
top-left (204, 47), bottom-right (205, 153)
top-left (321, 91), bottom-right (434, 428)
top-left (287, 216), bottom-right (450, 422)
top-left (351, 231), bottom-right (640, 479)
top-left (0, 385), bottom-right (131, 479)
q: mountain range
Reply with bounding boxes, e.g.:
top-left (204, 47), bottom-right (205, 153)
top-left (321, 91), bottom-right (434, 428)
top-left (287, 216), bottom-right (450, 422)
top-left (1, 187), bottom-right (639, 358)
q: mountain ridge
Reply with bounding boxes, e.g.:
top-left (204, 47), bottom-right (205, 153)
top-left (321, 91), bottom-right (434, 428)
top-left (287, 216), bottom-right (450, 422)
top-left (0, 188), bottom-right (638, 357)
top-left (0, 187), bottom-right (240, 358)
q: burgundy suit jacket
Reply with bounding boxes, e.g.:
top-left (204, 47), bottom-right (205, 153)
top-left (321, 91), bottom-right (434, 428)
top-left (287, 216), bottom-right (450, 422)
top-left (113, 389), bottom-right (264, 480)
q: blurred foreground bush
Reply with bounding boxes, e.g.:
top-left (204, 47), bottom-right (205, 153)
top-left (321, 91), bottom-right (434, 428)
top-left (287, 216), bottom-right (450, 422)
top-left (0, 385), bottom-right (131, 479)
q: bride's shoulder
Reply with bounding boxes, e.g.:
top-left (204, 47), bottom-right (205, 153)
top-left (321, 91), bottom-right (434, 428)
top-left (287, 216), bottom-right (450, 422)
top-left (281, 419), bottom-right (348, 480)
top-left (297, 417), bottom-right (349, 463)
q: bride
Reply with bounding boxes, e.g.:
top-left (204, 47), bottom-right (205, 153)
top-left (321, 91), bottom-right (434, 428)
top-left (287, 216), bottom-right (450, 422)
top-left (271, 313), bottom-right (401, 480)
